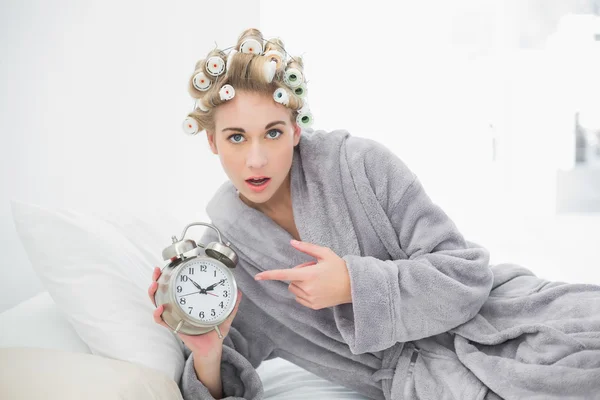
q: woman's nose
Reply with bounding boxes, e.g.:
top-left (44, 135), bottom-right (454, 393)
top-left (245, 144), bottom-right (268, 169)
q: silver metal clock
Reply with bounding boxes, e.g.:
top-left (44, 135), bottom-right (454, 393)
top-left (154, 222), bottom-right (238, 338)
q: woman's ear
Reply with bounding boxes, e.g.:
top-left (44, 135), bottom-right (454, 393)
top-left (206, 130), bottom-right (218, 154)
top-left (293, 122), bottom-right (301, 146)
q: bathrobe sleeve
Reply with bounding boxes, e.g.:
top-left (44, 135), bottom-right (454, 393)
top-left (179, 230), bottom-right (277, 399)
top-left (334, 137), bottom-right (494, 355)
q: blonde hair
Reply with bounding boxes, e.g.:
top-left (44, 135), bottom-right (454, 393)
top-left (183, 28), bottom-right (310, 135)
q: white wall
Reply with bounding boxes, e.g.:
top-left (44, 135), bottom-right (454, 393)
top-left (260, 0), bottom-right (599, 217)
top-left (0, 0), bottom-right (260, 313)
top-left (260, 1), bottom-right (600, 284)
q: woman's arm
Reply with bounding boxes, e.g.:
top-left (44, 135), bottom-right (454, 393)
top-left (180, 297), bottom-right (278, 400)
top-left (333, 138), bottom-right (494, 355)
top-left (179, 229), bottom-right (277, 400)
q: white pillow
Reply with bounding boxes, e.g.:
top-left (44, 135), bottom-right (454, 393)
top-left (9, 200), bottom-right (186, 383)
top-left (0, 347), bottom-right (183, 400)
top-left (0, 291), bottom-right (90, 354)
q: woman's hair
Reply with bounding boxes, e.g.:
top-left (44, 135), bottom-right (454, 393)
top-left (182, 28), bottom-right (312, 135)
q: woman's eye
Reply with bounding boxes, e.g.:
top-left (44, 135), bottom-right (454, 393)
top-left (228, 133), bottom-right (244, 143)
top-left (267, 129), bottom-right (282, 139)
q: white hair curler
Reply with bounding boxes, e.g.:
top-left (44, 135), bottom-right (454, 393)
top-left (219, 84), bottom-right (235, 101)
top-left (240, 38), bottom-right (263, 55)
top-left (205, 56), bottom-right (226, 77)
top-left (263, 60), bottom-right (277, 83)
top-left (182, 117), bottom-right (200, 135)
top-left (273, 88), bottom-right (290, 106)
top-left (283, 67), bottom-right (303, 88)
top-left (192, 72), bottom-right (212, 91)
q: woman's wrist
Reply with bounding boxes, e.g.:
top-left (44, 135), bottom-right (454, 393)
top-left (193, 346), bottom-right (224, 399)
top-left (193, 343), bottom-right (223, 360)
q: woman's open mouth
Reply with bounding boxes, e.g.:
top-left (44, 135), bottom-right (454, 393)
top-left (245, 177), bottom-right (271, 192)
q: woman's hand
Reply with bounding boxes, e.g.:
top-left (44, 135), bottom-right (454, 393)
top-left (254, 240), bottom-right (353, 310)
top-left (148, 266), bottom-right (241, 359)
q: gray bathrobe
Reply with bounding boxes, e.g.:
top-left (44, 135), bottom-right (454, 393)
top-left (179, 128), bottom-right (600, 400)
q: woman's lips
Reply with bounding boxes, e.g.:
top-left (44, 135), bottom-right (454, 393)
top-left (245, 178), bottom-right (271, 192)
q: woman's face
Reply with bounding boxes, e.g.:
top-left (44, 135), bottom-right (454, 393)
top-left (207, 90), bottom-right (301, 206)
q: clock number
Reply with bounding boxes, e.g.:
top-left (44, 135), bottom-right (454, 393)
top-left (179, 297), bottom-right (186, 305)
top-left (211, 309), bottom-right (216, 317)
top-left (180, 275), bottom-right (188, 282)
top-left (199, 311), bottom-right (204, 319)
top-left (188, 307), bottom-right (193, 315)
top-left (177, 286), bottom-right (182, 293)
top-left (188, 267), bottom-right (194, 275)
top-left (223, 290), bottom-right (228, 298)
top-left (214, 270), bottom-right (217, 277)
top-left (200, 265), bottom-right (207, 272)
top-left (219, 301), bottom-right (224, 309)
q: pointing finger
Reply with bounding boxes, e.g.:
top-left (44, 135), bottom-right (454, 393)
top-left (293, 261), bottom-right (318, 269)
top-left (255, 268), bottom-right (310, 282)
top-left (290, 240), bottom-right (331, 260)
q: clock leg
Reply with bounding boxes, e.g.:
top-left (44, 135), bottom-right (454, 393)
top-left (174, 320), bottom-right (184, 334)
top-left (214, 325), bottom-right (223, 339)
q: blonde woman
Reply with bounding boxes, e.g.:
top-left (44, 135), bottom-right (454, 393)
top-left (148, 28), bottom-right (600, 400)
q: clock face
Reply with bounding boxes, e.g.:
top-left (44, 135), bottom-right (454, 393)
top-left (173, 259), bottom-right (234, 323)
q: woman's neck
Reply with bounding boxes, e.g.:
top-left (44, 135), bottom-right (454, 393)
top-left (238, 170), bottom-right (300, 240)
top-left (239, 170), bottom-right (292, 217)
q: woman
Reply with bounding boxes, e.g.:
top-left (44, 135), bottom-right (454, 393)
top-left (148, 28), bottom-right (600, 400)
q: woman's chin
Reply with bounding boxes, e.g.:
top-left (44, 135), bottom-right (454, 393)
top-left (238, 186), bottom-right (272, 206)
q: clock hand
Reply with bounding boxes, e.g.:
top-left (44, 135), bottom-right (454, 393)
top-left (187, 277), bottom-right (204, 291)
top-left (205, 279), bottom-right (226, 292)
top-left (179, 290), bottom-right (218, 298)
top-left (180, 290), bottom-right (202, 297)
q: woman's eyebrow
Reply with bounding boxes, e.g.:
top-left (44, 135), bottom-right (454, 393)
top-left (222, 120), bottom-right (286, 133)
top-left (265, 120), bottom-right (286, 129)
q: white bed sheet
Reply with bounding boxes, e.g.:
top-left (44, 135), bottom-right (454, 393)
top-left (257, 357), bottom-right (369, 400)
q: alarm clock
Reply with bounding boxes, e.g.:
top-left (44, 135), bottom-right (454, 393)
top-left (154, 222), bottom-right (238, 339)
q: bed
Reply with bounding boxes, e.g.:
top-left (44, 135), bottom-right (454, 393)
top-left (0, 290), bottom-right (370, 399)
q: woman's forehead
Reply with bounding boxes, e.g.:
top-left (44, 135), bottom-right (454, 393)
top-left (221, 91), bottom-right (284, 112)
top-left (215, 95), bottom-right (291, 131)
